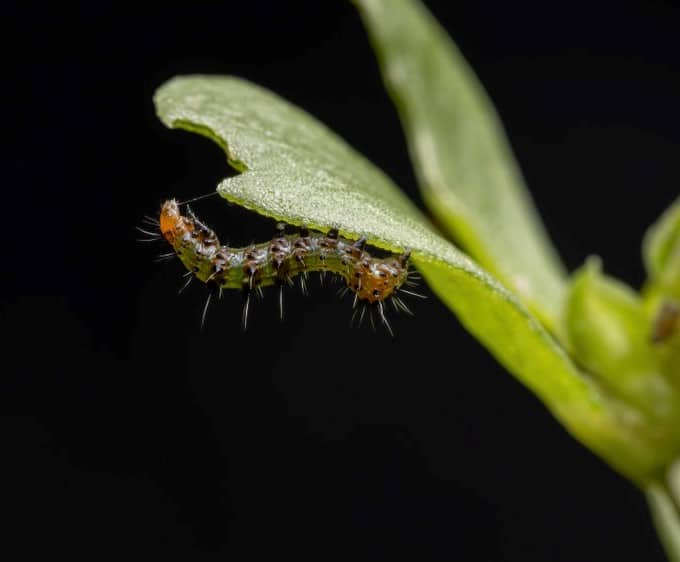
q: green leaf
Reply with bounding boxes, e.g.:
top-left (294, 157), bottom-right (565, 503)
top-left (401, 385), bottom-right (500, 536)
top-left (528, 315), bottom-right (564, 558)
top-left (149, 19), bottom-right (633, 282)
top-left (355, 0), bottom-right (566, 331)
top-left (155, 75), bottom-right (671, 481)
top-left (644, 197), bottom-right (680, 296)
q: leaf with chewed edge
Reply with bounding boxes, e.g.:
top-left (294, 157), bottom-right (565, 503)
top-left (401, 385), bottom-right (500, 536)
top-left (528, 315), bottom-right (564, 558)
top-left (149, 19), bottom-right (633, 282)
top-left (154, 75), bottom-right (669, 481)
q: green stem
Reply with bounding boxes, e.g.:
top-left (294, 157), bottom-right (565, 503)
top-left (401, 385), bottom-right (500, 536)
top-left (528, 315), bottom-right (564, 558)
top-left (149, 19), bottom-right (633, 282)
top-left (647, 462), bottom-right (680, 561)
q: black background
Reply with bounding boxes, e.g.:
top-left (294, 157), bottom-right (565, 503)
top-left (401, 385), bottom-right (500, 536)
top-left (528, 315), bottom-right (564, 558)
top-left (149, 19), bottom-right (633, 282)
top-left (4, 1), bottom-right (679, 560)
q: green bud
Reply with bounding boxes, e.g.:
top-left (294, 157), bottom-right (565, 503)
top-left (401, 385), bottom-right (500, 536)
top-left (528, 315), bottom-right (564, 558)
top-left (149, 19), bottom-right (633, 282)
top-left (644, 197), bottom-right (680, 297)
top-left (563, 257), bottom-right (676, 420)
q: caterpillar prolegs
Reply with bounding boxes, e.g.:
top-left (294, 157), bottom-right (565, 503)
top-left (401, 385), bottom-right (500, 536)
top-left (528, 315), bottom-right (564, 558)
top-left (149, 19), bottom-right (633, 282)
top-left (143, 199), bottom-right (421, 333)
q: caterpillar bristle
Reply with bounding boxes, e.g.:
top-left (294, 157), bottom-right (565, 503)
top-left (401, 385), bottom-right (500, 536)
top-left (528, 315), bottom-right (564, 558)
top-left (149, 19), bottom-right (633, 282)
top-left (242, 292), bottom-right (251, 331)
top-left (278, 285), bottom-right (284, 322)
top-left (299, 274), bottom-right (309, 296)
top-left (178, 275), bottom-right (193, 295)
top-left (154, 252), bottom-right (176, 263)
top-left (353, 236), bottom-right (367, 250)
top-left (135, 224), bottom-right (163, 243)
top-left (398, 289), bottom-right (427, 300)
top-left (390, 297), bottom-right (400, 313)
top-left (200, 291), bottom-right (212, 331)
top-left (377, 301), bottom-right (394, 338)
top-left (136, 226), bottom-right (160, 237)
top-left (392, 295), bottom-right (414, 316)
top-left (357, 303), bottom-right (366, 328)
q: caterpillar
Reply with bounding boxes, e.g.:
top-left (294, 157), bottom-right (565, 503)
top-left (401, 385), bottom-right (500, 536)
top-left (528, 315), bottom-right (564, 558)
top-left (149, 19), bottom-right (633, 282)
top-left (140, 198), bottom-right (421, 333)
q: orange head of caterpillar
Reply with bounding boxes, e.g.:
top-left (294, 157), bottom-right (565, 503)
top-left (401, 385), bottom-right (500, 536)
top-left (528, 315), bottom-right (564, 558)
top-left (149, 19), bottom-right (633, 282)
top-left (159, 199), bottom-right (185, 245)
top-left (351, 250), bottom-right (411, 303)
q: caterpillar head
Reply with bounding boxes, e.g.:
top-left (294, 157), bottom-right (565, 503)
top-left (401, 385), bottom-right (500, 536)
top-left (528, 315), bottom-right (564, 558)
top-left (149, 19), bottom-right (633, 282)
top-left (159, 199), bottom-right (183, 245)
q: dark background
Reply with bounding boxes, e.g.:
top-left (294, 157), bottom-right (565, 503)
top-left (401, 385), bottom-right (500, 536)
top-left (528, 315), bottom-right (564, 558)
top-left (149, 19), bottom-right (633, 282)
top-left (4, 1), bottom-right (679, 559)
